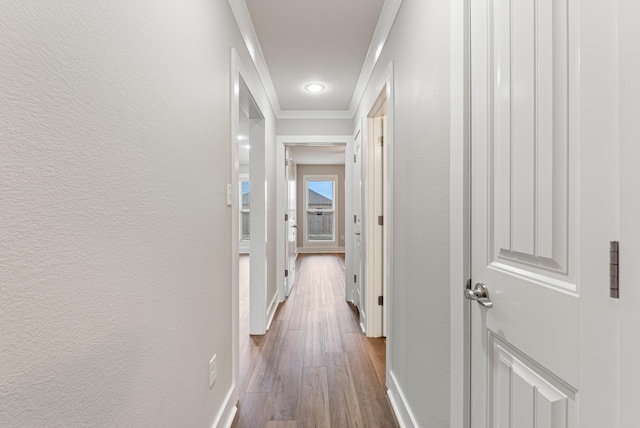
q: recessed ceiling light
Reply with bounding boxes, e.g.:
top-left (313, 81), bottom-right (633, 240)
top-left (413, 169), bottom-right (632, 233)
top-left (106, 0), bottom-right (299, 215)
top-left (304, 83), bottom-right (326, 93)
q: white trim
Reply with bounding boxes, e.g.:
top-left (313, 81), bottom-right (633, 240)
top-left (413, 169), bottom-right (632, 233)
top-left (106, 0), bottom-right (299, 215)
top-left (361, 62), bottom-right (394, 340)
top-left (303, 174), bottom-right (338, 247)
top-left (227, 0), bottom-right (282, 116)
top-left (265, 292), bottom-right (279, 331)
top-left (227, 0), bottom-right (403, 120)
top-left (229, 49), bottom-right (241, 423)
top-left (450, 0), bottom-right (471, 427)
top-left (276, 135), bottom-right (350, 303)
top-left (348, 0), bottom-right (404, 116)
top-left (386, 370), bottom-right (419, 428)
top-left (211, 385), bottom-right (238, 428)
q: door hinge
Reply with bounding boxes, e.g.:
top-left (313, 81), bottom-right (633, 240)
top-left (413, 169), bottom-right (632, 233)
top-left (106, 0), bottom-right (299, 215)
top-left (285, 213), bottom-right (288, 221)
top-left (285, 269), bottom-right (289, 278)
top-left (378, 215), bottom-right (383, 226)
top-left (378, 295), bottom-right (384, 306)
top-left (354, 214), bottom-right (357, 223)
top-left (466, 278), bottom-right (472, 290)
top-left (378, 136), bottom-right (384, 146)
top-left (610, 241), bottom-right (619, 298)
top-left (354, 274), bottom-right (357, 283)
top-left (354, 154), bottom-right (357, 163)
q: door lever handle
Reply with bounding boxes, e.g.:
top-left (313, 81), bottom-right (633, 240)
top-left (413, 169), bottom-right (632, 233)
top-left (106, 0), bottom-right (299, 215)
top-left (464, 283), bottom-right (493, 309)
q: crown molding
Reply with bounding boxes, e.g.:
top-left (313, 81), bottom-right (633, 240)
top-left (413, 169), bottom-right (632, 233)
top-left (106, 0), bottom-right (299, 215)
top-left (348, 0), bottom-right (403, 116)
top-left (228, 0), bottom-right (403, 121)
top-left (227, 0), bottom-right (282, 116)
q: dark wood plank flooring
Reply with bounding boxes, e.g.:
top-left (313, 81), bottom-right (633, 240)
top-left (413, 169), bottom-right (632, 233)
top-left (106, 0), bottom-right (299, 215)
top-left (233, 254), bottom-right (398, 427)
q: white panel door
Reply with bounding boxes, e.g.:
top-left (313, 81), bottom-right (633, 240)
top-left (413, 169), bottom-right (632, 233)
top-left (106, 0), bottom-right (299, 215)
top-left (285, 152), bottom-right (297, 296)
top-left (470, 0), bottom-right (619, 426)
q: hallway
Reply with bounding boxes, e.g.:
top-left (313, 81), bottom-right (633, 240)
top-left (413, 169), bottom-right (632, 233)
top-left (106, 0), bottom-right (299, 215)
top-left (234, 254), bottom-right (398, 427)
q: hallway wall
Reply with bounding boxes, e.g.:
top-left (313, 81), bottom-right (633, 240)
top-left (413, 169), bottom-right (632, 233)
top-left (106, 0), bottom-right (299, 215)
top-left (277, 118), bottom-right (353, 135)
top-left (0, 1), bottom-right (275, 426)
top-left (354, 0), bottom-right (451, 425)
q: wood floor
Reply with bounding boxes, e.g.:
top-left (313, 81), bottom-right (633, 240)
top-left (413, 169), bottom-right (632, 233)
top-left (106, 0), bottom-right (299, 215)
top-left (233, 254), bottom-right (398, 428)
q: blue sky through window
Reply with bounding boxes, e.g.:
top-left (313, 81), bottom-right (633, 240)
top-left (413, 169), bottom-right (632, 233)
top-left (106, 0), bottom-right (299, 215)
top-left (308, 180), bottom-right (333, 201)
top-left (242, 181), bottom-right (250, 195)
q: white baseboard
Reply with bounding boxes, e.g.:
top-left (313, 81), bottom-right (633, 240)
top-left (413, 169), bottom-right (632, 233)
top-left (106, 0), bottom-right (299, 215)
top-left (265, 292), bottom-right (279, 331)
top-left (298, 246), bottom-right (345, 254)
top-left (387, 370), bottom-right (419, 428)
top-left (212, 386), bottom-right (237, 428)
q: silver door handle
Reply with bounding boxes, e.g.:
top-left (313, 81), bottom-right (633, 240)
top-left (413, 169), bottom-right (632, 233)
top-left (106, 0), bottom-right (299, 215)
top-left (464, 283), bottom-right (493, 309)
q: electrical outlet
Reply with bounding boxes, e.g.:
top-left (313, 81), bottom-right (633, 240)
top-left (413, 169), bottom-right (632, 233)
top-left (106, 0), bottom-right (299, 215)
top-left (209, 354), bottom-right (217, 388)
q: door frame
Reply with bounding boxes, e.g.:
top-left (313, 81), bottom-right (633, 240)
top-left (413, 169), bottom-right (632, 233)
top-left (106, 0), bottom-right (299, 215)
top-left (356, 60), bottom-right (394, 343)
top-left (450, 0), bottom-right (471, 427)
top-left (283, 149), bottom-right (297, 297)
top-left (230, 47), bottom-right (271, 418)
top-left (275, 135), bottom-right (350, 302)
top-left (363, 94), bottom-right (389, 339)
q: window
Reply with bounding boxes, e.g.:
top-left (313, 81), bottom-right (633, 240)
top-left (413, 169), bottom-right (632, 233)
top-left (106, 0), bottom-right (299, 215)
top-left (241, 180), bottom-right (250, 241)
top-left (305, 176), bottom-right (336, 243)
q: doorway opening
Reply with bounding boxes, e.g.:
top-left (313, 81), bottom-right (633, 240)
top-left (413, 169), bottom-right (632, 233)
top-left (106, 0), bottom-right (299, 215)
top-left (276, 137), bottom-right (350, 303)
top-left (231, 50), bottom-right (269, 410)
top-left (362, 85), bottom-right (389, 338)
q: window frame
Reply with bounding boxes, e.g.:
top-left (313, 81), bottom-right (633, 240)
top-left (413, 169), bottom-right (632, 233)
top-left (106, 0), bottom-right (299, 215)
top-left (303, 174), bottom-right (338, 247)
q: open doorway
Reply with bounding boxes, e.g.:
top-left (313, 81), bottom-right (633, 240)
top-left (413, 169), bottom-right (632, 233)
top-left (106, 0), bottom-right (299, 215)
top-left (237, 76), bottom-right (267, 336)
top-left (361, 86), bottom-right (389, 338)
top-left (276, 137), bottom-right (350, 303)
top-left (231, 53), bottom-right (270, 410)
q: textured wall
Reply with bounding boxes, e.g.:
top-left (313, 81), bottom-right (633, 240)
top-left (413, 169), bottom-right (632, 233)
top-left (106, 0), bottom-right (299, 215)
top-left (354, 0), bottom-right (451, 425)
top-left (0, 1), bottom-right (273, 426)
top-left (277, 118), bottom-right (353, 135)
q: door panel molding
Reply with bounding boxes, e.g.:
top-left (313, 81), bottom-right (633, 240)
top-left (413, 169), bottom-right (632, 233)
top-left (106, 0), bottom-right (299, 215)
top-left (489, 0), bottom-right (575, 285)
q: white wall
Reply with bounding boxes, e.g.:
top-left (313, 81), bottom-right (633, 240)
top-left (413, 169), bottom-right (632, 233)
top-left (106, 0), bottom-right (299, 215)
top-left (0, 1), bottom-right (275, 426)
top-left (354, 0), bottom-right (451, 425)
top-left (278, 118), bottom-right (353, 135)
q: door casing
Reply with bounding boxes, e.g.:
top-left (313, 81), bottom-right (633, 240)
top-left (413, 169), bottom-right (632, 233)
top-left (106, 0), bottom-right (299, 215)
top-left (275, 136), bottom-right (350, 302)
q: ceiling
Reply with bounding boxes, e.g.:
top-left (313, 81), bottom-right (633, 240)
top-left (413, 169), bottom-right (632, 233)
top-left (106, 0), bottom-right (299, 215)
top-left (244, 0), bottom-right (385, 112)
top-left (230, 0), bottom-right (400, 164)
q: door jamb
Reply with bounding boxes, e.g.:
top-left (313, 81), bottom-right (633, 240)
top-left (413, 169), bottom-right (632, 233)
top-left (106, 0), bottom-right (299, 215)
top-left (450, 0), bottom-right (472, 426)
top-left (365, 97), bottom-right (387, 339)
top-left (358, 61), bottom-right (395, 373)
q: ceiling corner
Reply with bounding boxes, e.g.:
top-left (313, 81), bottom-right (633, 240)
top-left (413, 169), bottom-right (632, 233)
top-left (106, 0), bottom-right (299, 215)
top-left (348, 0), bottom-right (403, 114)
top-left (227, 0), bottom-right (282, 116)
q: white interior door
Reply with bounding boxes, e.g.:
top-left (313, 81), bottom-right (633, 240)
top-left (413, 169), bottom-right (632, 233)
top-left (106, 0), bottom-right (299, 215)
top-left (353, 130), bottom-right (364, 327)
top-left (285, 151), bottom-right (297, 296)
top-left (371, 115), bottom-right (385, 337)
top-left (469, 0), bottom-right (619, 426)
top-left (619, 2), bottom-right (640, 425)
